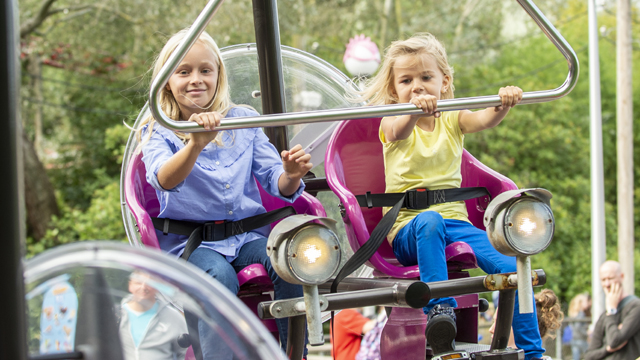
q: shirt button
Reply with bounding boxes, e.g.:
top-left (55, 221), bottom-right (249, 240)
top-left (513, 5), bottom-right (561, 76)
top-left (228, 210), bottom-right (233, 215)
top-left (225, 184), bottom-right (230, 189)
top-left (216, 161), bottom-right (220, 165)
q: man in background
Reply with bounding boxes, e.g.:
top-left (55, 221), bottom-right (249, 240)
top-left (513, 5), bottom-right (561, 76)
top-left (584, 260), bottom-right (640, 360)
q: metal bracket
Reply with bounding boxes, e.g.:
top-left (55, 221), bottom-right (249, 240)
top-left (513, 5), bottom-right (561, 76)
top-left (484, 270), bottom-right (539, 291)
top-left (268, 294), bottom-right (329, 319)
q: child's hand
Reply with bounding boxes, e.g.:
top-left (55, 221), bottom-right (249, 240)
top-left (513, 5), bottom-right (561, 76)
top-left (495, 86), bottom-right (523, 112)
top-left (281, 144), bottom-right (313, 181)
top-left (187, 112), bottom-right (222, 148)
top-left (410, 94), bottom-right (440, 119)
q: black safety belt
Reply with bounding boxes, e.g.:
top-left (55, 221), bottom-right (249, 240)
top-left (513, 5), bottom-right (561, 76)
top-left (151, 206), bottom-right (296, 261)
top-left (329, 186), bottom-right (489, 359)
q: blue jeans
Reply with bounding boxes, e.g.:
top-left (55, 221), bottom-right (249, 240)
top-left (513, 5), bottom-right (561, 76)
top-left (188, 238), bottom-right (304, 359)
top-left (392, 211), bottom-right (544, 360)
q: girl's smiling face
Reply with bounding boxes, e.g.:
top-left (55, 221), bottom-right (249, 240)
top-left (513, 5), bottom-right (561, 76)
top-left (391, 52), bottom-right (451, 104)
top-left (166, 42), bottom-right (219, 119)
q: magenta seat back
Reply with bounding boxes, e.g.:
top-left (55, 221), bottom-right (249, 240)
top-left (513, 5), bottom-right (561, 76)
top-left (325, 118), bottom-right (518, 278)
top-left (124, 152), bottom-right (162, 249)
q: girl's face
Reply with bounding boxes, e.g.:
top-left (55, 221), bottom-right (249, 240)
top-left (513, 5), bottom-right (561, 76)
top-left (391, 52), bottom-right (450, 104)
top-left (166, 42), bottom-right (219, 119)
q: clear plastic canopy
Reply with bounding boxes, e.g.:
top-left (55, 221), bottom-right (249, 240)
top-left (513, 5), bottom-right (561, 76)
top-left (24, 241), bottom-right (287, 360)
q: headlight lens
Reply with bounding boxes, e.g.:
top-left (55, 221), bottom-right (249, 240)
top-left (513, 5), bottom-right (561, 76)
top-left (287, 224), bottom-right (341, 285)
top-left (503, 197), bottom-right (554, 255)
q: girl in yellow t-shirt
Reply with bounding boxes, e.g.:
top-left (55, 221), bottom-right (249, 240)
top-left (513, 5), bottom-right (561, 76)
top-left (357, 33), bottom-right (545, 360)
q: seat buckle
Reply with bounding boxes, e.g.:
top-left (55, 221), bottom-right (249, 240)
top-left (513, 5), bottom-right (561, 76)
top-left (406, 188), bottom-right (430, 210)
top-left (203, 221), bottom-right (227, 241)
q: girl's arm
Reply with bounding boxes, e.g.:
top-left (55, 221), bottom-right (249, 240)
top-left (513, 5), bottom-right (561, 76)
top-left (156, 112), bottom-right (221, 190)
top-left (278, 144), bottom-right (313, 197)
top-left (458, 86), bottom-right (522, 134)
top-left (381, 94), bottom-right (439, 142)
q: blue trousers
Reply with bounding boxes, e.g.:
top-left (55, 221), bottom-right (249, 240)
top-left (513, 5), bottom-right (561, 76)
top-left (392, 211), bottom-right (544, 360)
top-left (188, 238), bottom-right (304, 359)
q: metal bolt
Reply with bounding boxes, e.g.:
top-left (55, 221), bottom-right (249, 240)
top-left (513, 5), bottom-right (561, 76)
top-left (275, 307), bottom-right (282, 313)
top-left (292, 253), bottom-right (297, 258)
top-left (490, 280), bottom-right (496, 286)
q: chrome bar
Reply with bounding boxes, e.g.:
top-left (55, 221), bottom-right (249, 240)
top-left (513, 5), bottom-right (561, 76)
top-left (150, 0), bottom-right (579, 132)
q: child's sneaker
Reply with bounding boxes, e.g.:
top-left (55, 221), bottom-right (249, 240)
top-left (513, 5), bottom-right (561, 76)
top-left (425, 304), bottom-right (457, 355)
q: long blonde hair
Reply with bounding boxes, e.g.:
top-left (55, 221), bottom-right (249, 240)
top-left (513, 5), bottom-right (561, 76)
top-left (137, 28), bottom-right (233, 148)
top-left (568, 293), bottom-right (589, 318)
top-left (535, 289), bottom-right (564, 339)
top-left (356, 33), bottom-right (455, 105)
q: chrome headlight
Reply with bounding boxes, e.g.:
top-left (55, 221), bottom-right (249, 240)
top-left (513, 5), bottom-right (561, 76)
top-left (267, 215), bottom-right (341, 285)
top-left (484, 188), bottom-right (555, 257)
top-left (266, 214), bottom-right (341, 345)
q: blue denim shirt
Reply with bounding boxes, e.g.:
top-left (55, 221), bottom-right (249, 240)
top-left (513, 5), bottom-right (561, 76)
top-left (141, 106), bottom-right (305, 260)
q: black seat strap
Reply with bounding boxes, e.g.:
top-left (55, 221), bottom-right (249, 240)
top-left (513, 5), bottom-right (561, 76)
top-left (356, 187), bottom-right (490, 209)
top-left (151, 206), bottom-right (296, 261)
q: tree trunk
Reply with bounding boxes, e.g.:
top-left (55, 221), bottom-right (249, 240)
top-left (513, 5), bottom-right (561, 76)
top-left (23, 131), bottom-right (59, 240)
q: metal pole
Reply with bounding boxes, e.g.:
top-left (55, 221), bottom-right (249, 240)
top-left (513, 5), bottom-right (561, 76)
top-left (149, 0), bottom-right (579, 133)
top-left (616, 0), bottom-right (634, 295)
top-left (588, 0), bottom-right (606, 324)
top-left (252, 0), bottom-right (288, 152)
top-left (490, 290), bottom-right (516, 351)
top-left (0, 0), bottom-right (27, 358)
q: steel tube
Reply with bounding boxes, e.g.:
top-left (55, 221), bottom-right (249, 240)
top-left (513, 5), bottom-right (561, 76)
top-left (517, 257), bottom-right (534, 313)
top-left (302, 285), bottom-right (324, 346)
top-left (319, 270), bottom-right (545, 307)
top-left (149, 0), bottom-right (579, 133)
top-left (490, 289), bottom-right (516, 351)
top-left (286, 315), bottom-right (306, 360)
top-left (0, 0), bottom-right (27, 359)
top-left (252, 0), bottom-right (288, 152)
top-left (262, 270), bottom-right (547, 319)
top-left (319, 278), bottom-right (431, 309)
top-left (260, 288), bottom-right (398, 320)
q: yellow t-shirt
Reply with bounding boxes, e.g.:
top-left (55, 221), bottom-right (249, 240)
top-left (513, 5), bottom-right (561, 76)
top-left (380, 111), bottom-right (470, 243)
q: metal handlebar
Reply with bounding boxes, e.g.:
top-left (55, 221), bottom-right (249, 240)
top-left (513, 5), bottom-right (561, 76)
top-left (149, 0), bottom-right (579, 133)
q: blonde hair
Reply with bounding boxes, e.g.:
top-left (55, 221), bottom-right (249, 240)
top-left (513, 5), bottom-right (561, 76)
top-left (136, 28), bottom-right (233, 148)
top-left (357, 33), bottom-right (455, 105)
top-left (568, 293), bottom-right (589, 318)
top-left (535, 289), bottom-right (564, 339)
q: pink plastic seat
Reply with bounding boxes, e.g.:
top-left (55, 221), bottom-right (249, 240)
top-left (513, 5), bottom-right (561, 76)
top-left (325, 118), bottom-right (516, 360)
top-left (325, 117), bottom-right (519, 359)
top-left (325, 117), bottom-right (517, 278)
top-left (123, 151), bottom-right (326, 336)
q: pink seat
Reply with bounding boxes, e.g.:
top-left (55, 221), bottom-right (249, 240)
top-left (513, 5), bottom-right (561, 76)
top-left (123, 151), bottom-right (326, 336)
top-left (325, 117), bottom-right (518, 358)
top-left (325, 117), bottom-right (517, 278)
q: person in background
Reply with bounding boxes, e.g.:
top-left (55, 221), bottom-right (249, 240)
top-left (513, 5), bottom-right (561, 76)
top-left (331, 308), bottom-right (377, 360)
top-left (568, 292), bottom-right (591, 360)
top-left (489, 289), bottom-right (564, 358)
top-left (584, 260), bottom-right (640, 360)
top-left (119, 271), bottom-right (188, 360)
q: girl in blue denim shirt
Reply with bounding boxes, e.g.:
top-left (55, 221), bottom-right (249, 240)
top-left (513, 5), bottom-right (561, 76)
top-left (137, 28), bottom-right (312, 359)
